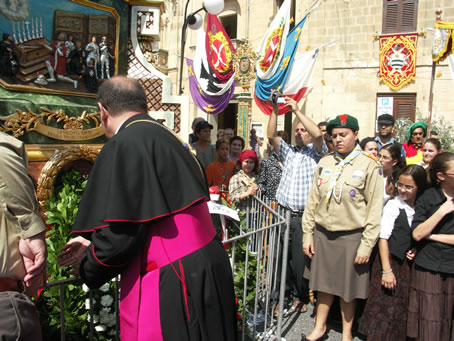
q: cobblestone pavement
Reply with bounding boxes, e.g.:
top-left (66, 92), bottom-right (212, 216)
top-left (280, 303), bottom-right (366, 341)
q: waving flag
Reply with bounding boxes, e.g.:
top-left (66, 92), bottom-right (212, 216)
top-left (254, 48), bottom-right (319, 116)
top-left (255, 0), bottom-right (291, 80)
top-left (206, 14), bottom-right (236, 83)
top-left (255, 15), bottom-right (307, 102)
top-left (186, 58), bottom-right (235, 115)
top-left (194, 29), bottom-right (235, 96)
top-left (432, 21), bottom-right (454, 86)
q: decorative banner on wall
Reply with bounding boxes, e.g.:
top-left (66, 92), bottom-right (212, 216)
top-left (379, 34), bottom-right (418, 91)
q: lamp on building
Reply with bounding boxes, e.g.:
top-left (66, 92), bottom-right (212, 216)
top-left (178, 0), bottom-right (224, 95)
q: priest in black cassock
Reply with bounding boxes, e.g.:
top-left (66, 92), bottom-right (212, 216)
top-left (58, 76), bottom-right (237, 340)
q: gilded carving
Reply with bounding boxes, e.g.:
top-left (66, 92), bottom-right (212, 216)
top-left (0, 107), bottom-right (104, 141)
top-left (37, 146), bottom-right (99, 209)
top-left (233, 40), bottom-right (259, 92)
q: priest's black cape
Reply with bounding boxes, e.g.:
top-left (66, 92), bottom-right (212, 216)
top-left (73, 113), bottom-right (209, 232)
top-left (73, 114), bottom-right (237, 340)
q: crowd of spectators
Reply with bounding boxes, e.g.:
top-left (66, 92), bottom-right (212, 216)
top-left (190, 97), bottom-right (454, 340)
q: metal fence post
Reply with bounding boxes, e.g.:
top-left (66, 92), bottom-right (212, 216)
top-left (276, 209), bottom-right (290, 338)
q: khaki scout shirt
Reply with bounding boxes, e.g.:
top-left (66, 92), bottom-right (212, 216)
top-left (0, 132), bottom-right (46, 280)
top-left (302, 152), bottom-right (384, 257)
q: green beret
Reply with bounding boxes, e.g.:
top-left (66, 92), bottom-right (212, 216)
top-left (407, 121), bottom-right (427, 140)
top-left (327, 115), bottom-right (359, 135)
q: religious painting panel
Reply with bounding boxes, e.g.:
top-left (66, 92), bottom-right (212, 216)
top-left (0, 0), bottom-right (120, 97)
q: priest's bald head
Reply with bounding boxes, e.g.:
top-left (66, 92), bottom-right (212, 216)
top-left (97, 76), bottom-right (148, 138)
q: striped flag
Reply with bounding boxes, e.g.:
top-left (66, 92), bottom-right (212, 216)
top-left (254, 49), bottom-right (319, 116)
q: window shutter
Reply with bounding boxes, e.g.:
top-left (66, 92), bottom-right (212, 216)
top-left (382, 0), bottom-right (400, 34)
top-left (401, 0), bottom-right (418, 32)
top-left (394, 95), bottom-right (416, 121)
top-left (382, 0), bottom-right (418, 34)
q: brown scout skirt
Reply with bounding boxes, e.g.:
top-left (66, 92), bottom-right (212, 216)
top-left (304, 224), bottom-right (370, 302)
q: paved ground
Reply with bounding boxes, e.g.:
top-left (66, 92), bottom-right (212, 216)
top-left (279, 303), bottom-right (366, 341)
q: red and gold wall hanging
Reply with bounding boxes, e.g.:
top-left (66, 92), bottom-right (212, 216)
top-left (379, 34), bottom-right (418, 90)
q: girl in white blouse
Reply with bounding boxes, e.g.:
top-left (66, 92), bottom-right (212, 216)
top-left (358, 164), bottom-right (427, 340)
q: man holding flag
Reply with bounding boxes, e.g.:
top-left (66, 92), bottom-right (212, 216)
top-left (267, 92), bottom-right (327, 313)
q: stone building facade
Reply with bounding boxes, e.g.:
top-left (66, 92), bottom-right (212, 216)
top-left (158, 0), bottom-right (454, 145)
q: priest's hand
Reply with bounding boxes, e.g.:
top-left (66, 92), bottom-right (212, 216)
top-left (58, 236), bottom-right (91, 275)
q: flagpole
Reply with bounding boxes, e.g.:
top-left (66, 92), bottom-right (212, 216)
top-left (284, 0), bottom-right (320, 137)
top-left (427, 8), bottom-right (443, 134)
top-left (284, 0), bottom-right (297, 136)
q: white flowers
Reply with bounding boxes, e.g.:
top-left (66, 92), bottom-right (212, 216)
top-left (84, 280), bottom-right (117, 334)
top-left (95, 325), bottom-right (107, 332)
top-left (100, 307), bottom-right (116, 327)
top-left (85, 298), bottom-right (91, 310)
top-left (100, 295), bottom-right (114, 307)
top-left (87, 314), bottom-right (99, 323)
top-left (99, 283), bottom-right (110, 292)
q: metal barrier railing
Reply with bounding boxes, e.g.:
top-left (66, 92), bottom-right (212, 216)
top-left (221, 191), bottom-right (290, 340)
top-left (40, 191), bottom-right (290, 340)
top-left (39, 275), bottom-right (121, 341)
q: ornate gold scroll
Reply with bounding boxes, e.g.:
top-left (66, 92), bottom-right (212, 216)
top-left (0, 108), bottom-right (104, 141)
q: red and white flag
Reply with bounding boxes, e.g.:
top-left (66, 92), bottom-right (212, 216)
top-left (254, 48), bottom-right (319, 115)
top-left (205, 14), bottom-right (236, 83)
top-left (255, 0), bottom-right (291, 80)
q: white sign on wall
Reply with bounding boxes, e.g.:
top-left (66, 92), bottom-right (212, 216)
top-left (377, 97), bottom-right (394, 117)
top-left (251, 122), bottom-right (264, 139)
top-left (376, 97), bottom-right (394, 132)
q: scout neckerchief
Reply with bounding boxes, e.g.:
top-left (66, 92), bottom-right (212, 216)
top-left (325, 145), bottom-right (362, 203)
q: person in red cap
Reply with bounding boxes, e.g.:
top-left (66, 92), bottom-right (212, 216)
top-left (228, 150), bottom-right (259, 211)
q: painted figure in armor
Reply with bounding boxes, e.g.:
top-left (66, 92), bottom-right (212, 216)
top-left (99, 36), bottom-right (113, 80)
top-left (85, 35), bottom-right (99, 79)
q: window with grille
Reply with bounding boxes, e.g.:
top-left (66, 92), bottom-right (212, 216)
top-left (382, 0), bottom-right (418, 34)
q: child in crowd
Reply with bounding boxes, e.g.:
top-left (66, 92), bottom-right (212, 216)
top-left (358, 164), bottom-right (427, 340)
top-left (206, 139), bottom-right (236, 192)
top-left (229, 150), bottom-right (259, 211)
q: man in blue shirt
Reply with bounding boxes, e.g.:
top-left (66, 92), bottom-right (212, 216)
top-left (375, 114), bottom-right (406, 158)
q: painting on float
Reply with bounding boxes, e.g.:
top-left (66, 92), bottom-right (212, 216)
top-left (0, 0), bottom-right (119, 97)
